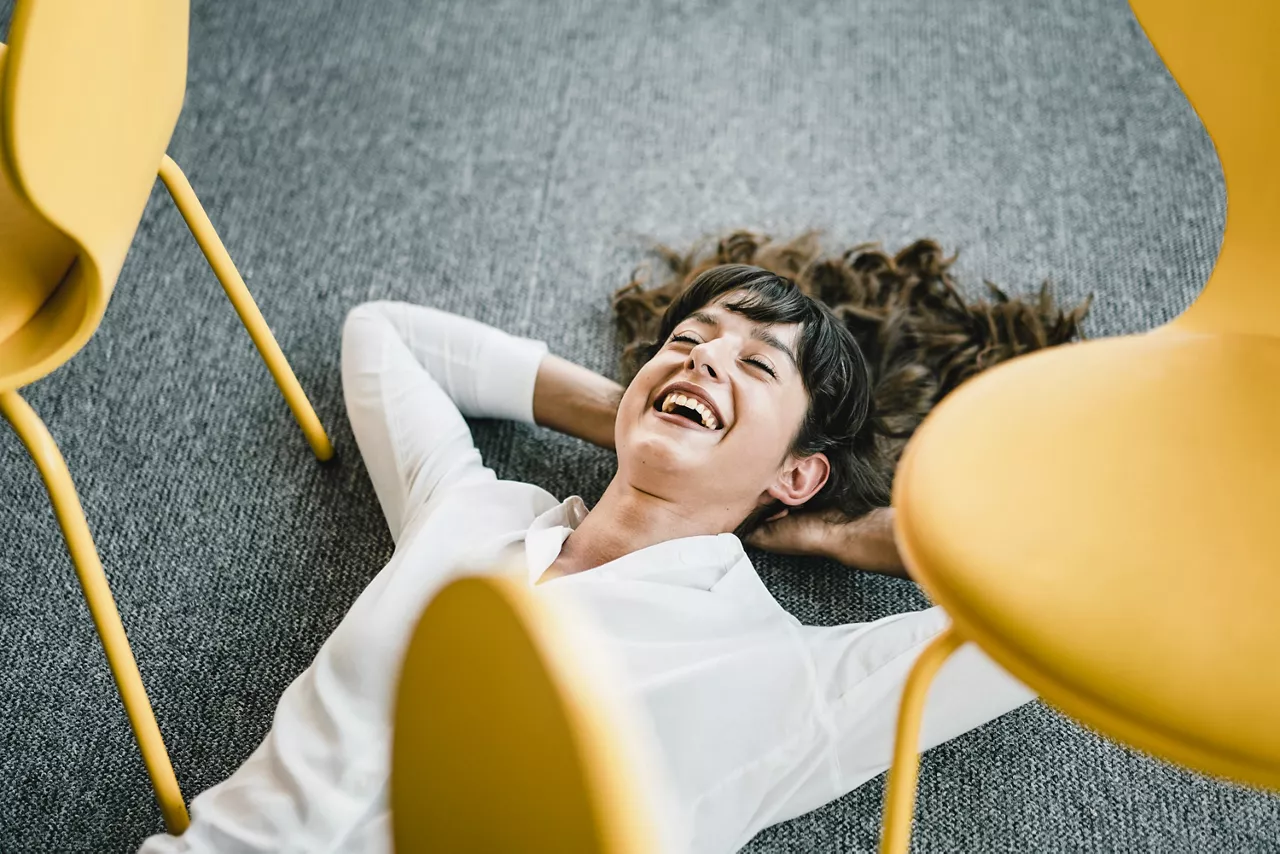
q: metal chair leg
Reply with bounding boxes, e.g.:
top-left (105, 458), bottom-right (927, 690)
top-left (879, 625), bottom-right (964, 854)
top-left (157, 154), bottom-right (334, 462)
top-left (1, 389), bottom-right (190, 834)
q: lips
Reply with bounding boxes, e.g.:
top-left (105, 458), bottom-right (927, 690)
top-left (653, 380), bottom-right (725, 430)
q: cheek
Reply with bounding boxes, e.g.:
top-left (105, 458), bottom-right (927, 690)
top-left (616, 387), bottom-right (642, 422)
top-left (733, 393), bottom-right (795, 449)
top-left (720, 399), bottom-right (807, 484)
top-left (612, 368), bottom-right (661, 447)
top-left (616, 373), bottom-right (653, 421)
top-left (710, 399), bottom-right (790, 479)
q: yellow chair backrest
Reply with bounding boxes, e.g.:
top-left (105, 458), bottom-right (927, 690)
top-left (0, 0), bottom-right (188, 392)
top-left (392, 574), bottom-right (662, 854)
top-left (1131, 0), bottom-right (1280, 335)
top-left (0, 44), bottom-right (76, 346)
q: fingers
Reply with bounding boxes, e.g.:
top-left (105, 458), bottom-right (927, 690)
top-left (746, 516), bottom-right (809, 555)
top-left (746, 521), bottom-right (784, 549)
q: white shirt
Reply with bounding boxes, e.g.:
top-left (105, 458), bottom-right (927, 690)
top-left (139, 301), bottom-right (1033, 854)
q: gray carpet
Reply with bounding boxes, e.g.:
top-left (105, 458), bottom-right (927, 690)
top-left (1, 0), bottom-right (1275, 851)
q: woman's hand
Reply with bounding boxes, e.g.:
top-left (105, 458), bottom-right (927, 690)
top-left (746, 506), bottom-right (911, 579)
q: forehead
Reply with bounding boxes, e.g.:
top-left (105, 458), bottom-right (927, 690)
top-left (687, 295), bottom-right (802, 344)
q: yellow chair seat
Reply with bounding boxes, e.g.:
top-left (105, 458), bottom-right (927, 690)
top-left (894, 327), bottom-right (1280, 790)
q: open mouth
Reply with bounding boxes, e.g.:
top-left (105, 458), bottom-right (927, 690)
top-left (653, 391), bottom-right (722, 430)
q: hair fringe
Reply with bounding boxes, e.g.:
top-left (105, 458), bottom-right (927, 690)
top-left (612, 228), bottom-right (1093, 500)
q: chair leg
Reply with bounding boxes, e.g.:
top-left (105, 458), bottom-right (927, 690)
top-left (0, 390), bottom-right (190, 834)
top-left (879, 625), bottom-right (964, 854)
top-left (156, 155), bottom-right (334, 462)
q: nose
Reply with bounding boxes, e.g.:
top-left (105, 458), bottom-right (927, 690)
top-left (688, 340), bottom-right (726, 381)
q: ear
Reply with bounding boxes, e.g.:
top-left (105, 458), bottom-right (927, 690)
top-left (766, 452), bottom-right (830, 507)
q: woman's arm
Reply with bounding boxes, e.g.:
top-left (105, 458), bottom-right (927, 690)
top-left (784, 607), bottom-right (1034, 825)
top-left (341, 301), bottom-right (546, 542)
top-left (342, 301), bottom-right (622, 542)
top-left (346, 300), bottom-right (623, 447)
top-left (746, 507), bottom-right (910, 579)
top-left (532, 354), bottom-right (623, 451)
top-left (347, 298), bottom-right (624, 449)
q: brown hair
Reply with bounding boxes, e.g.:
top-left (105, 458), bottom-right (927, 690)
top-left (612, 228), bottom-right (1092, 515)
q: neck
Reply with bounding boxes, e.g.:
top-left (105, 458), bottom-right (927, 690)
top-left (549, 476), bottom-right (739, 577)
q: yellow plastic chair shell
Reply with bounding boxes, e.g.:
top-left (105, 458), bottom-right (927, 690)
top-left (392, 573), bottom-right (663, 854)
top-left (880, 2), bottom-right (1280, 852)
top-left (1, 0), bottom-right (333, 834)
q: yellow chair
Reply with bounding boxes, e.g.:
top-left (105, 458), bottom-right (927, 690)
top-left (880, 1), bottom-right (1280, 851)
top-left (392, 573), bottom-right (662, 853)
top-left (0, 1), bottom-right (333, 833)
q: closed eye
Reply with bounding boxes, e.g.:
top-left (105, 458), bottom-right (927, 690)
top-left (673, 334), bottom-right (776, 378)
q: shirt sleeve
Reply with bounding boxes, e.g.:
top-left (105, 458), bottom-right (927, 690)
top-left (340, 300), bottom-right (548, 543)
top-left (774, 606), bottom-right (1036, 827)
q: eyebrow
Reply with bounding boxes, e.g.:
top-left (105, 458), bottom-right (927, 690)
top-left (688, 310), bottom-right (799, 371)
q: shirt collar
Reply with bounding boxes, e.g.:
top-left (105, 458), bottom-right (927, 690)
top-left (523, 496), bottom-right (588, 584)
top-left (523, 496), bottom-right (746, 587)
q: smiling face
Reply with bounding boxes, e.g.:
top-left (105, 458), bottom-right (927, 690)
top-left (614, 291), bottom-right (831, 532)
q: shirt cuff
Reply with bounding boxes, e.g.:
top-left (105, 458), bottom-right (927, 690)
top-left (475, 332), bottom-right (548, 425)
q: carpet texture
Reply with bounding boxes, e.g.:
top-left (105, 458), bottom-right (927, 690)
top-left (1, 0), bottom-right (1276, 851)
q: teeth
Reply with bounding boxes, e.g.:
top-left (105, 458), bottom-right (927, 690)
top-left (660, 391), bottom-right (719, 429)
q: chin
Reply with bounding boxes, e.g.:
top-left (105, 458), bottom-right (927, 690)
top-left (617, 429), bottom-right (698, 482)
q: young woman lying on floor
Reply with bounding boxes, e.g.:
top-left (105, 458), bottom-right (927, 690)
top-left (139, 231), bottom-right (1088, 854)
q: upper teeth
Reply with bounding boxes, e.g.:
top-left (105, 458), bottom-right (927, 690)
top-left (661, 392), bottom-right (719, 429)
